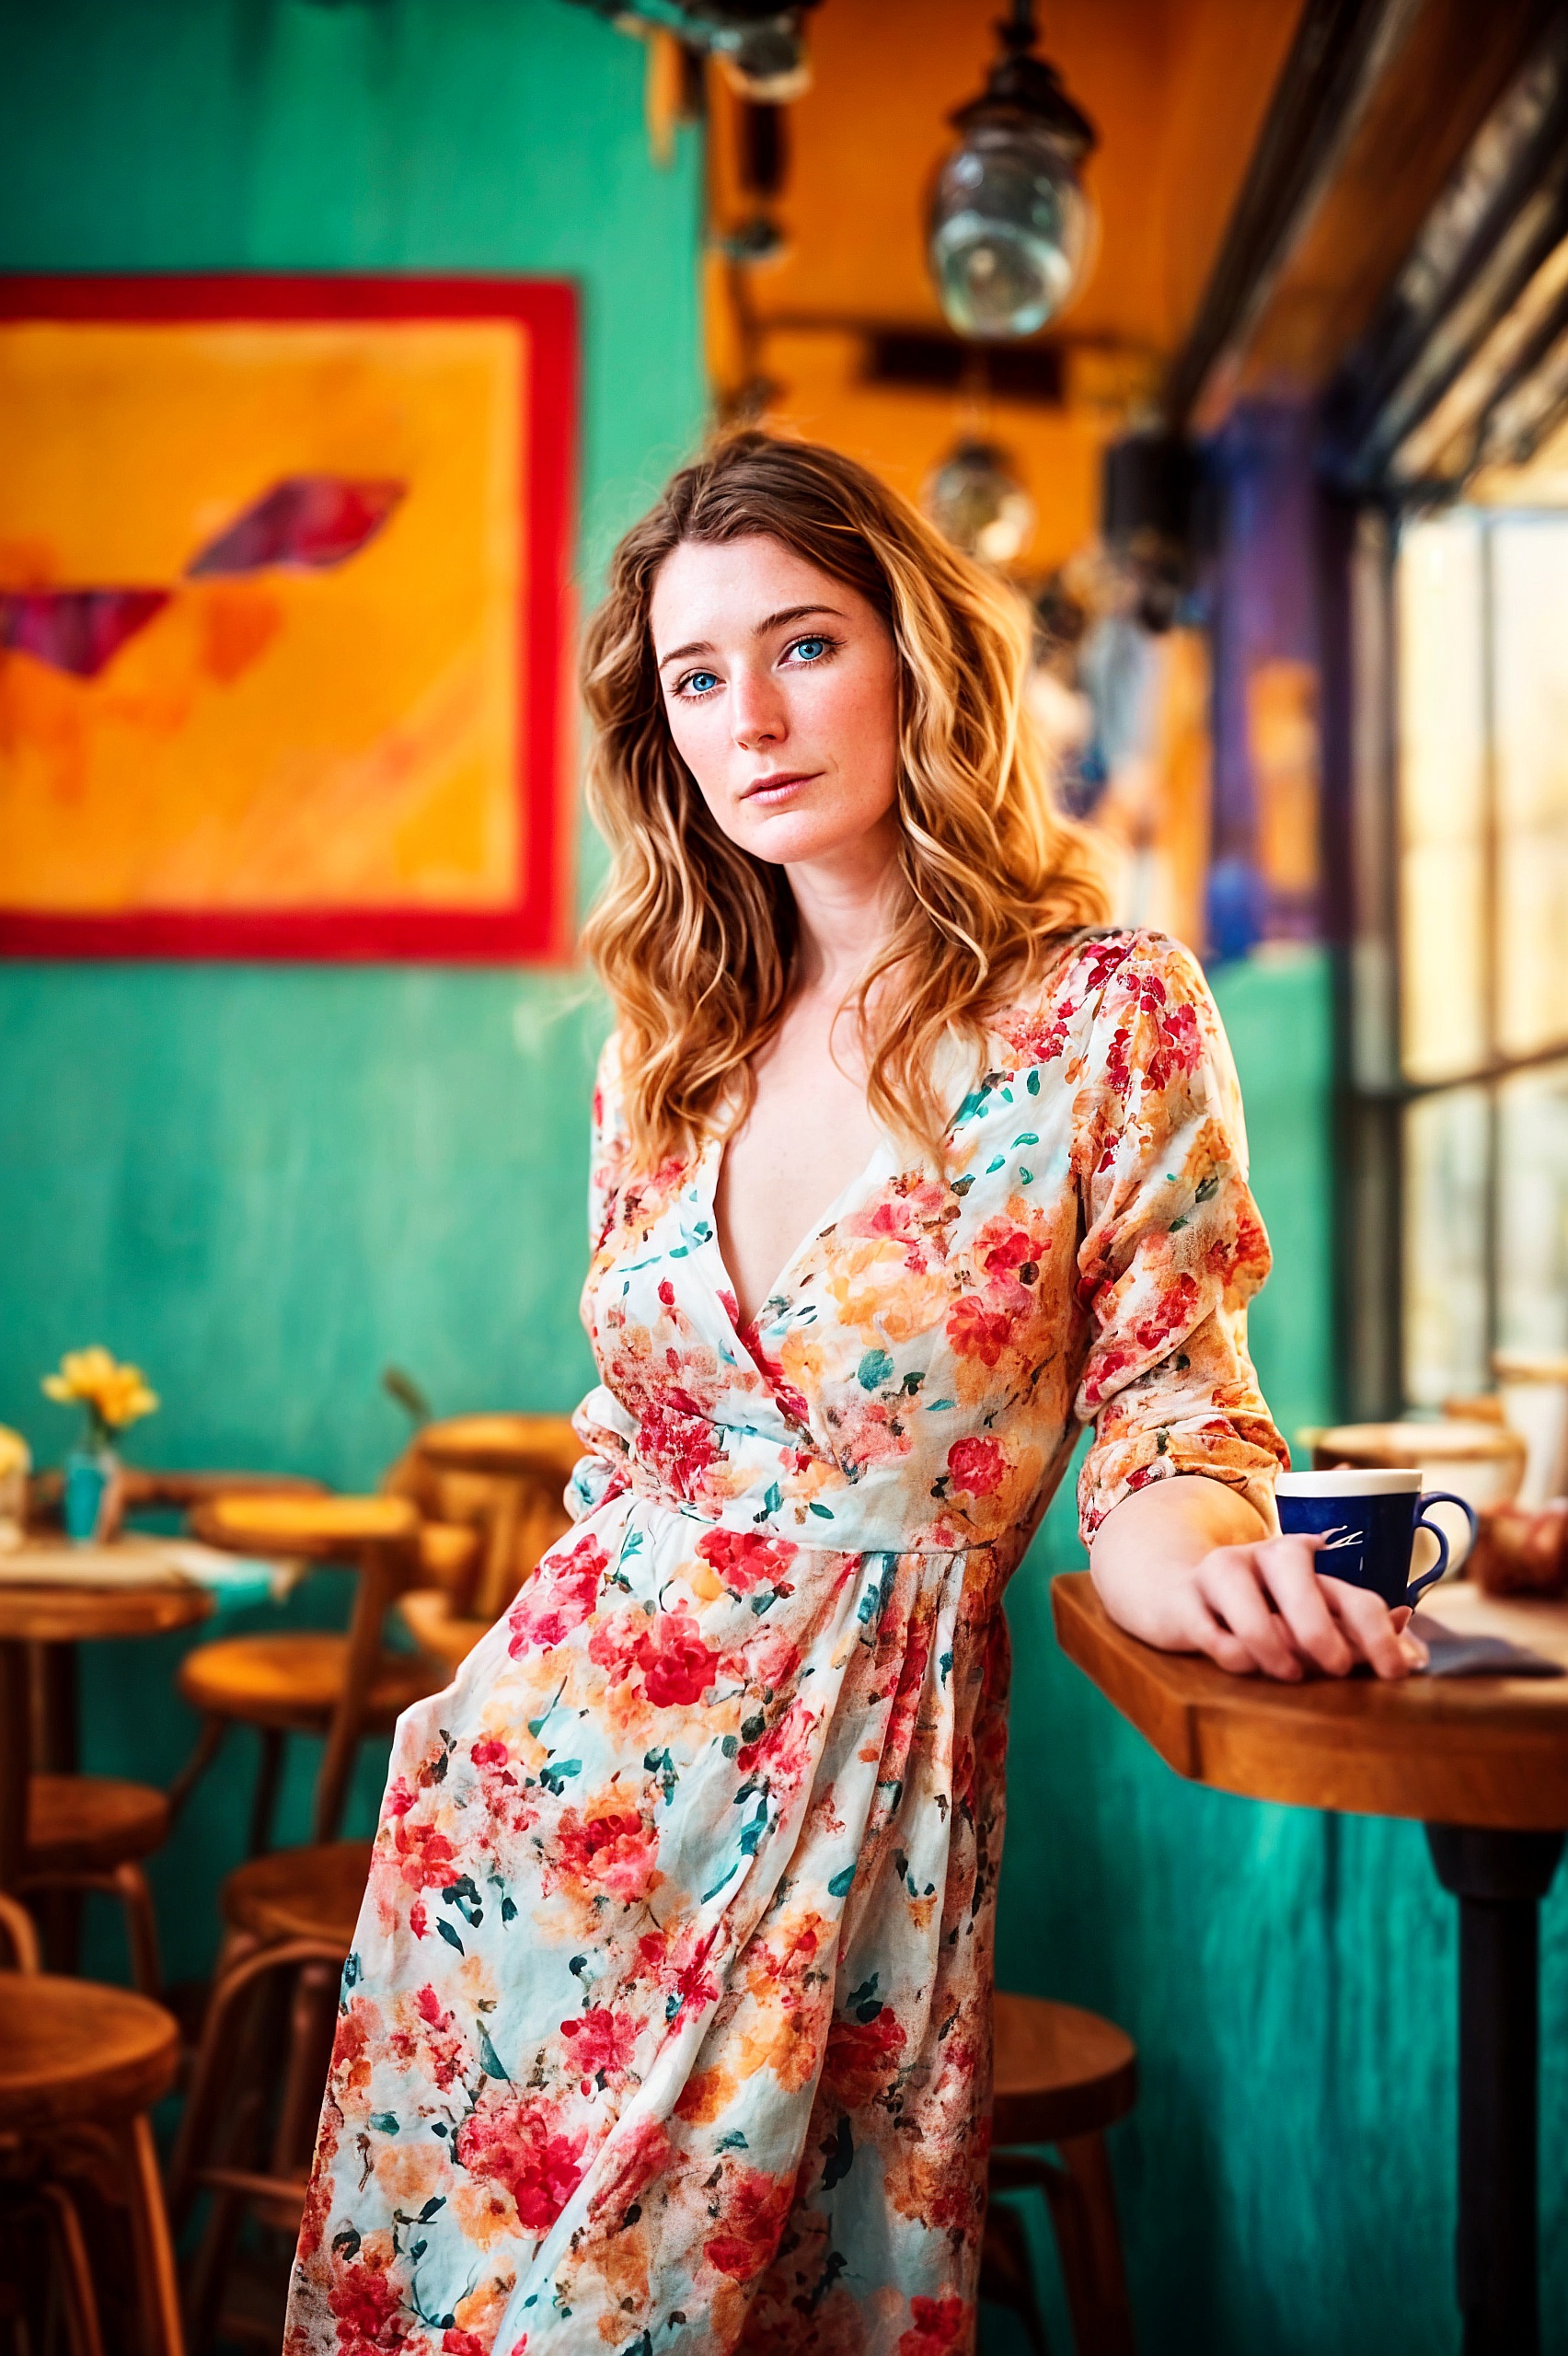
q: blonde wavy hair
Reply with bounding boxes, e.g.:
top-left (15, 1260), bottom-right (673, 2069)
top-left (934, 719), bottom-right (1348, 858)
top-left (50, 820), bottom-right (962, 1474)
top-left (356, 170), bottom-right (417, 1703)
top-left (581, 431), bottom-right (1109, 1168)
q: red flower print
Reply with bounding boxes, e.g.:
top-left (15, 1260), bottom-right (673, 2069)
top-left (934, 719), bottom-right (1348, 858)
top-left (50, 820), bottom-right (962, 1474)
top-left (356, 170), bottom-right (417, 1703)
top-left (634, 1611), bottom-right (721, 1708)
top-left (455, 2093), bottom-right (587, 2235)
top-left (897, 2295), bottom-right (970, 2356)
top-left (945, 1294), bottom-right (1017, 1367)
top-left (658, 1278), bottom-right (676, 1308)
top-left (636, 1922), bottom-right (721, 2014)
top-left (703, 2165), bottom-right (793, 2281)
top-left (328, 2255), bottom-right (410, 2350)
top-left (740, 1332), bottom-right (813, 1428)
top-left (507, 1534), bottom-right (606, 1656)
top-left (586, 2117), bottom-right (673, 2225)
top-left (1134, 1273), bottom-right (1199, 1357)
top-left (548, 1806), bottom-right (661, 1903)
top-left (636, 1394), bottom-right (721, 1496)
top-left (392, 1815), bottom-right (458, 1894)
top-left (978, 1225), bottom-right (1035, 1276)
top-left (736, 1695), bottom-right (819, 1798)
top-left (946, 1437), bottom-right (1008, 1497)
top-left (442, 2334), bottom-right (487, 2356)
top-left (470, 1737), bottom-right (510, 1769)
top-left (822, 2005), bottom-right (907, 2108)
top-left (559, 2004), bottom-right (638, 2080)
top-left (388, 1984), bottom-right (468, 2091)
top-left (697, 1526), bottom-right (798, 1596)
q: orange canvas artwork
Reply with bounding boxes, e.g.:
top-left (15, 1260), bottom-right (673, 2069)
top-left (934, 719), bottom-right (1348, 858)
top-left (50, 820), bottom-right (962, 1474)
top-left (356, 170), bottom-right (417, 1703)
top-left (0, 277), bottom-right (576, 958)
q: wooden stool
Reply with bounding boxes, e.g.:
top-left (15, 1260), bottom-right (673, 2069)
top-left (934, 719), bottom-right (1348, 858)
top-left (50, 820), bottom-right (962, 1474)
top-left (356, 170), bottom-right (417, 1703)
top-left (395, 1413), bottom-right (581, 1674)
top-left (981, 1992), bottom-right (1138, 2356)
top-left (168, 1842), bottom-right (373, 2349)
top-left (175, 1494), bottom-right (429, 1852)
top-left (0, 1891), bottom-right (185, 2356)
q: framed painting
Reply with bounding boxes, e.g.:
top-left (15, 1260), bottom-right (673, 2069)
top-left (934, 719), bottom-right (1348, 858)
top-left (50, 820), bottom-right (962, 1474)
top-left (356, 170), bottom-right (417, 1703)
top-left (0, 274), bottom-right (577, 959)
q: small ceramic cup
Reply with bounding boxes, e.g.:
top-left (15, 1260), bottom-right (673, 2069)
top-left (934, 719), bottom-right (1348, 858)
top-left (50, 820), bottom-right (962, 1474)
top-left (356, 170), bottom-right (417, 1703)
top-left (1275, 1467), bottom-right (1479, 1611)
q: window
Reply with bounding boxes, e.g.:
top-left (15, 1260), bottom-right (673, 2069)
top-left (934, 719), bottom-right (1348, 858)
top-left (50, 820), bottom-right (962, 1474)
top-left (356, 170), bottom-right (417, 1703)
top-left (1393, 510), bottom-right (1568, 1406)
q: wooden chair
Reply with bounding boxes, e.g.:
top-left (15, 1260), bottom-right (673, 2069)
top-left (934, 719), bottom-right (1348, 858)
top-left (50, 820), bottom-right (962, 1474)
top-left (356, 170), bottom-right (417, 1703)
top-left (393, 1413), bottom-right (581, 1675)
top-left (167, 1841), bottom-right (373, 2347)
top-left (981, 1992), bottom-right (1138, 2356)
top-left (18, 1772), bottom-right (168, 1996)
top-left (0, 1890), bottom-right (185, 2356)
top-left (175, 1493), bottom-right (430, 1853)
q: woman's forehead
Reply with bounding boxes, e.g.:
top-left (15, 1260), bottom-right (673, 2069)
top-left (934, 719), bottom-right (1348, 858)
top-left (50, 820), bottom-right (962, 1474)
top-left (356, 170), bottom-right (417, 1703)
top-left (650, 535), bottom-right (861, 645)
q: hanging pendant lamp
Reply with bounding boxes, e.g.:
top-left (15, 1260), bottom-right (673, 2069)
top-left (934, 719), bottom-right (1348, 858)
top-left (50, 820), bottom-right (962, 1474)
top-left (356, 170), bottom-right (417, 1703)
top-left (928, 0), bottom-right (1099, 341)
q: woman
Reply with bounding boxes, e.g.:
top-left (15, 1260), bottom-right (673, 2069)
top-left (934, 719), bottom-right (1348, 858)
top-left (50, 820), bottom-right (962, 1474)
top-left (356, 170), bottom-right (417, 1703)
top-left (286, 434), bottom-right (1423, 2356)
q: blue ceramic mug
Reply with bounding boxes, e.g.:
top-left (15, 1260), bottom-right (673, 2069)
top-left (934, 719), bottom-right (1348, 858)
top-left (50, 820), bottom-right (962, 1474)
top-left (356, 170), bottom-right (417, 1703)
top-left (1275, 1468), bottom-right (1479, 1611)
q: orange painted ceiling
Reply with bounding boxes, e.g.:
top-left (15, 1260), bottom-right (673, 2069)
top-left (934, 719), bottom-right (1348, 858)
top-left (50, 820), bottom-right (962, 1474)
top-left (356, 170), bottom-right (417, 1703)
top-left (744, 0), bottom-right (1307, 360)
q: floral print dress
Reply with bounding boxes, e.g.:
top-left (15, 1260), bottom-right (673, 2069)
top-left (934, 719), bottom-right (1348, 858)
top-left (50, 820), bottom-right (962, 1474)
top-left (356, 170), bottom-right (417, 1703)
top-left (285, 929), bottom-right (1287, 2356)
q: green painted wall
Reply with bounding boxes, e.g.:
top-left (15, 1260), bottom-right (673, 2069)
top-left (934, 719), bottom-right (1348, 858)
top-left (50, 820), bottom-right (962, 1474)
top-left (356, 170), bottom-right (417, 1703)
top-left (1, 12), bottom-right (1562, 2348)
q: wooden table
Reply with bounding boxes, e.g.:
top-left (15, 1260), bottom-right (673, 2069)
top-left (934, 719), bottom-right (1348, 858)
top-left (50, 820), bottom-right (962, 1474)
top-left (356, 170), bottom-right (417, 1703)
top-left (0, 1540), bottom-right (213, 1889)
top-left (1052, 1572), bottom-right (1568, 2356)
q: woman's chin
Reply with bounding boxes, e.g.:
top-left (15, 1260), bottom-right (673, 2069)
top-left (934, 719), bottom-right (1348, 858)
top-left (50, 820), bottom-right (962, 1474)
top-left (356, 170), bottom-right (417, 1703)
top-left (732, 807), bottom-right (888, 869)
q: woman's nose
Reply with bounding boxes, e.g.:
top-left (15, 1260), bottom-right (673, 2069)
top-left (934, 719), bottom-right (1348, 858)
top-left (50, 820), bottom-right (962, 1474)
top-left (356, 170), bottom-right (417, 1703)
top-left (730, 667), bottom-right (786, 749)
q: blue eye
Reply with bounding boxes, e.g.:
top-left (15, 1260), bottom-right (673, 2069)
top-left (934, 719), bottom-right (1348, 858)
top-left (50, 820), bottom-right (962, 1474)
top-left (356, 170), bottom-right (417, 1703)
top-left (790, 637), bottom-right (829, 662)
top-left (680, 670), bottom-right (721, 698)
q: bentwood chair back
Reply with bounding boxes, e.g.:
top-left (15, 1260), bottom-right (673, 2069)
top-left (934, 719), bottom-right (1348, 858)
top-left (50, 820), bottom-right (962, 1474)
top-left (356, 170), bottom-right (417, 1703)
top-left (180, 1493), bottom-right (425, 1848)
top-left (392, 1413), bottom-right (582, 1675)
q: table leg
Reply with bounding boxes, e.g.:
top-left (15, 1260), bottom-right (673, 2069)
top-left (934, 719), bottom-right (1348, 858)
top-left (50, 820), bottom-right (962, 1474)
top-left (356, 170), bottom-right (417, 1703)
top-left (0, 1639), bottom-right (29, 1890)
top-left (36, 1640), bottom-right (80, 1773)
top-left (1425, 1824), bottom-right (1566, 2356)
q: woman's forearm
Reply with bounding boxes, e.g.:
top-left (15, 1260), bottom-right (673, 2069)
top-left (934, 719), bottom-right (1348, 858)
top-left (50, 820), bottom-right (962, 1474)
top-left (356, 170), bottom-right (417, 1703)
top-left (1087, 1469), bottom-right (1424, 1680)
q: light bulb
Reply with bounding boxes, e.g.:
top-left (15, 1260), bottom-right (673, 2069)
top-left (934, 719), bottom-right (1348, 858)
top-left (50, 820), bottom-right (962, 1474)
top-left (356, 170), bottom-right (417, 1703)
top-left (929, 124), bottom-right (1092, 339)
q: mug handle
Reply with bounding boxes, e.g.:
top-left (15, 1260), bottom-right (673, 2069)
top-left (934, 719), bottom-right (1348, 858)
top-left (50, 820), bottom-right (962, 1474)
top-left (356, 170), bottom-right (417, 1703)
top-left (1408, 1490), bottom-right (1480, 1603)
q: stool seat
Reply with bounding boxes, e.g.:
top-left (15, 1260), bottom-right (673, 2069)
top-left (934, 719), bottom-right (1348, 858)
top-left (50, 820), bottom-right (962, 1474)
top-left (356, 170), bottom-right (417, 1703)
top-left (0, 1976), bottom-right (179, 2133)
top-left (222, 1840), bottom-right (375, 1949)
top-left (193, 1490), bottom-right (418, 1559)
top-left (418, 1413), bottom-right (581, 1476)
top-left (178, 1633), bottom-right (436, 1732)
top-left (26, 1773), bottom-right (169, 1869)
top-left (398, 1586), bottom-right (490, 1675)
top-left (992, 1992), bottom-right (1137, 2146)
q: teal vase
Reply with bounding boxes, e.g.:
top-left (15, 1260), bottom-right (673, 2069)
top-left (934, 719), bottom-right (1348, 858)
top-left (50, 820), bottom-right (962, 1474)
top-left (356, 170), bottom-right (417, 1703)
top-left (63, 1446), bottom-right (116, 1543)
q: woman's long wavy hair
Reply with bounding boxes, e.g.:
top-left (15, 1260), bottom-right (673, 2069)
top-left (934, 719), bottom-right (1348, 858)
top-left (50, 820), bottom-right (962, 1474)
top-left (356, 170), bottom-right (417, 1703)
top-left (580, 431), bottom-right (1109, 1168)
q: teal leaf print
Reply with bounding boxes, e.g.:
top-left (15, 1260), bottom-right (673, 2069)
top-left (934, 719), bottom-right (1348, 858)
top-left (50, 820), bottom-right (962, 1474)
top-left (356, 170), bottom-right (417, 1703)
top-left (900, 1370), bottom-right (924, 1395)
top-left (1019, 1169), bottom-right (1034, 1185)
top-left (538, 1758), bottom-right (582, 1796)
top-left (476, 2024), bottom-right (513, 2083)
top-left (857, 1346), bottom-right (894, 1391)
top-left (370, 2111), bottom-right (399, 2134)
top-left (701, 1860), bottom-right (740, 1904)
top-left (1027, 1067), bottom-right (1041, 1094)
top-left (807, 1501), bottom-right (834, 1519)
top-left (847, 1973), bottom-right (878, 2010)
top-left (828, 1863), bottom-right (857, 1898)
top-left (1011, 1132), bottom-right (1039, 1147)
top-left (986, 1156), bottom-right (1005, 1173)
top-left (716, 2131), bottom-right (749, 2151)
top-left (821, 2116), bottom-right (855, 2189)
top-left (738, 1799), bottom-right (770, 1855)
top-left (436, 1920), bottom-right (464, 1956)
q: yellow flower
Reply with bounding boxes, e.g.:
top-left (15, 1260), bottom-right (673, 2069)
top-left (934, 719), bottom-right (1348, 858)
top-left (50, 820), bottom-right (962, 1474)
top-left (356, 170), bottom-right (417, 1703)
top-left (42, 1346), bottom-right (159, 1431)
top-left (0, 1426), bottom-right (29, 1481)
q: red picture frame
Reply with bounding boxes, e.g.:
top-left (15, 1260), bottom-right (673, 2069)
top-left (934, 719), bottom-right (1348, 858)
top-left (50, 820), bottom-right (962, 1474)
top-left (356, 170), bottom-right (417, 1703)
top-left (0, 273), bottom-right (578, 962)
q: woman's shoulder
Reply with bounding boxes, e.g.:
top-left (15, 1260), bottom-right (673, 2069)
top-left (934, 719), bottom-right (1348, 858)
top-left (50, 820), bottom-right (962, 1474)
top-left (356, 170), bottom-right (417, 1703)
top-left (986, 926), bottom-right (1207, 1059)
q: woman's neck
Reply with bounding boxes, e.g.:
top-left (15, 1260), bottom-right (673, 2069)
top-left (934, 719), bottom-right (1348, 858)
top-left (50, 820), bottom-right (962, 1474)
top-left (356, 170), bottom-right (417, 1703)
top-left (782, 810), bottom-right (902, 1005)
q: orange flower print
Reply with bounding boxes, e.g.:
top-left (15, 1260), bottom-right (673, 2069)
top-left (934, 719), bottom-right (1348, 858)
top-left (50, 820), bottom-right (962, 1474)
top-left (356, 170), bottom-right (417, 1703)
top-left (703, 2165), bottom-right (793, 2281)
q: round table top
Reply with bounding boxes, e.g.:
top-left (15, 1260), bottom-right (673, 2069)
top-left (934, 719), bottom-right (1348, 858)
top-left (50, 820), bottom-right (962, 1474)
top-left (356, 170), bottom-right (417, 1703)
top-left (1052, 1573), bottom-right (1568, 1830)
top-left (0, 1536), bottom-right (214, 1644)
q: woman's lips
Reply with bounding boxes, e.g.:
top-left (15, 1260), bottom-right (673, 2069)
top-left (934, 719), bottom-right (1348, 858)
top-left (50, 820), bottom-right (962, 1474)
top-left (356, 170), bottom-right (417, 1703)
top-left (743, 770), bottom-right (821, 804)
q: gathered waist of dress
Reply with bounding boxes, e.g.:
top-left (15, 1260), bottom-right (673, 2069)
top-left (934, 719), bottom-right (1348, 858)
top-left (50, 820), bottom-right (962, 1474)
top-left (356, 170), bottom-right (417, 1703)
top-left (568, 1382), bottom-right (1034, 1560)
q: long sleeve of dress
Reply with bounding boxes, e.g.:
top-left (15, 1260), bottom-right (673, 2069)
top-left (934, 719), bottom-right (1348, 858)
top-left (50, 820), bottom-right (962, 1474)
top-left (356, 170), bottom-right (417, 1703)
top-left (1071, 932), bottom-right (1290, 1542)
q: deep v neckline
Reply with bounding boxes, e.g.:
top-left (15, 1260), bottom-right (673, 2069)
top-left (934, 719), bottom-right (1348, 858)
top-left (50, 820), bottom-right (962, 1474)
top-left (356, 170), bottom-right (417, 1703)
top-left (700, 1125), bottom-right (894, 1343)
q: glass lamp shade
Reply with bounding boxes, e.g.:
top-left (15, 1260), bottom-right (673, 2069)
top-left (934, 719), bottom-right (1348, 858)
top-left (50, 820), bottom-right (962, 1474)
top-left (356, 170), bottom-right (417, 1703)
top-left (928, 122), bottom-right (1093, 339)
top-left (924, 440), bottom-right (1035, 566)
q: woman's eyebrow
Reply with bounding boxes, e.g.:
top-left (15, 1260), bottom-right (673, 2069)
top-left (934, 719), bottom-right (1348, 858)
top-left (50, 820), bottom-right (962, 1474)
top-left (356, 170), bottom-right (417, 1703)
top-left (655, 604), bottom-right (847, 672)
